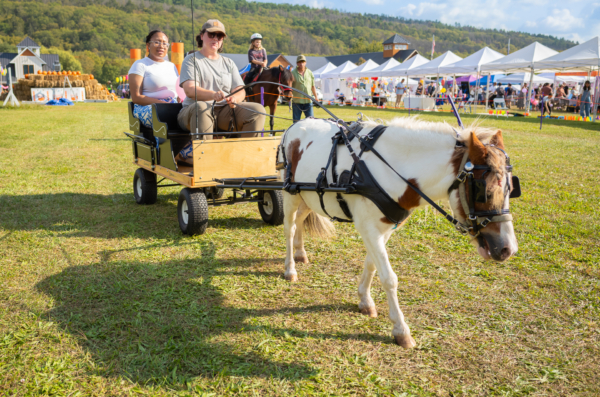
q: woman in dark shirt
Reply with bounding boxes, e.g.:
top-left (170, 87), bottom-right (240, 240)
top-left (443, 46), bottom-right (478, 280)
top-left (244, 33), bottom-right (267, 86)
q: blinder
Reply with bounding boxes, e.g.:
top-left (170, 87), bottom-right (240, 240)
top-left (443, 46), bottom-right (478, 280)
top-left (449, 147), bottom-right (521, 237)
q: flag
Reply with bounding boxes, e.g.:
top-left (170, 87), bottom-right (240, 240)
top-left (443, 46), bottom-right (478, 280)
top-left (431, 35), bottom-right (435, 60)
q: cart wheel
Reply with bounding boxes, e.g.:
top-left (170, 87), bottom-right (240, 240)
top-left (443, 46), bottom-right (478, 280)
top-left (178, 188), bottom-right (208, 235)
top-left (258, 190), bottom-right (284, 226)
top-left (133, 168), bottom-right (157, 205)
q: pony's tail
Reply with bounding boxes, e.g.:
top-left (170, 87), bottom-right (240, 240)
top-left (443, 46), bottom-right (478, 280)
top-left (304, 212), bottom-right (335, 239)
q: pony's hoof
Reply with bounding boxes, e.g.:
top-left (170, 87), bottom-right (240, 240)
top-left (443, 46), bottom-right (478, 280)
top-left (394, 334), bottom-right (416, 349)
top-left (294, 255), bottom-right (309, 264)
top-left (359, 306), bottom-right (378, 318)
top-left (285, 274), bottom-right (298, 282)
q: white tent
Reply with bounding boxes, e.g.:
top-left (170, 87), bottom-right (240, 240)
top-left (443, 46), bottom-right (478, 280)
top-left (360, 58), bottom-right (401, 78)
top-left (381, 54), bottom-right (429, 77)
top-left (321, 60), bottom-right (357, 79)
top-left (408, 51), bottom-right (463, 77)
top-left (535, 36), bottom-right (600, 71)
top-left (538, 73), bottom-right (595, 85)
top-left (438, 47), bottom-right (504, 75)
top-left (496, 73), bottom-right (553, 85)
top-left (480, 42), bottom-right (559, 73)
top-left (340, 59), bottom-right (379, 78)
top-left (312, 62), bottom-right (337, 79)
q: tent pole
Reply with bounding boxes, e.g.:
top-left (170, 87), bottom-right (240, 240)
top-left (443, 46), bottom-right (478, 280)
top-left (474, 73), bottom-right (479, 114)
top-left (485, 73), bottom-right (491, 112)
top-left (593, 66), bottom-right (599, 122)
top-left (526, 68), bottom-right (534, 114)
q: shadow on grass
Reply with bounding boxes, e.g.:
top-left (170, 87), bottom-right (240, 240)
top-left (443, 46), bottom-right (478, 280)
top-left (0, 193), bottom-right (271, 239)
top-left (35, 242), bottom-right (387, 387)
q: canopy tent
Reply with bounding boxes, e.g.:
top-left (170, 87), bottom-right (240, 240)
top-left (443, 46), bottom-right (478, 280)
top-left (321, 60), bottom-right (357, 79)
top-left (380, 54), bottom-right (429, 77)
top-left (496, 73), bottom-right (553, 85)
top-left (470, 74), bottom-right (506, 85)
top-left (438, 47), bottom-right (504, 75)
top-left (407, 51), bottom-right (463, 77)
top-left (312, 62), bottom-right (337, 79)
top-left (360, 58), bottom-right (401, 78)
top-left (340, 59), bottom-right (379, 78)
top-left (535, 36), bottom-right (600, 71)
top-left (480, 42), bottom-right (559, 73)
top-left (239, 64), bottom-right (251, 74)
top-left (538, 73), bottom-right (595, 85)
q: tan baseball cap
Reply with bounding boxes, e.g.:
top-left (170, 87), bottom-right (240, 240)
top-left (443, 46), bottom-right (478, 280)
top-left (202, 19), bottom-right (226, 36)
top-left (297, 55), bottom-right (306, 63)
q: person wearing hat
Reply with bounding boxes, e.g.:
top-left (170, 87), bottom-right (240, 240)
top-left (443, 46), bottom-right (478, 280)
top-left (177, 19), bottom-right (266, 153)
top-left (243, 33), bottom-right (268, 89)
top-left (291, 55), bottom-right (317, 122)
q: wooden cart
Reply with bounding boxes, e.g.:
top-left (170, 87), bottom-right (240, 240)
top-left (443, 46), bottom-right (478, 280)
top-left (125, 102), bottom-right (285, 235)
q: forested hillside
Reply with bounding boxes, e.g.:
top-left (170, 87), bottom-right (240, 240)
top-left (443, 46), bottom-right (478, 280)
top-left (0, 0), bottom-right (577, 83)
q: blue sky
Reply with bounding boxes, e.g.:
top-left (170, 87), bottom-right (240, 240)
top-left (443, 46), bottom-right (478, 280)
top-left (250, 0), bottom-right (600, 43)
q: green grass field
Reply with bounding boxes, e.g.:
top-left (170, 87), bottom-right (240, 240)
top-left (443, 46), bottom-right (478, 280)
top-left (1, 102), bottom-right (599, 396)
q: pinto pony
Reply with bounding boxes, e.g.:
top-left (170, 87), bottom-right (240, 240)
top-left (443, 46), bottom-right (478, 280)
top-left (246, 66), bottom-right (294, 131)
top-left (279, 117), bottom-right (519, 348)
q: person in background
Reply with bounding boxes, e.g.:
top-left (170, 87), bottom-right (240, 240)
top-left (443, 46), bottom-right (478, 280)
top-left (334, 88), bottom-right (345, 104)
top-left (540, 82), bottom-right (552, 115)
top-left (415, 81), bottom-right (424, 96)
top-left (580, 80), bottom-right (592, 118)
top-left (291, 55), bottom-right (317, 122)
top-left (395, 78), bottom-right (406, 108)
top-left (243, 33), bottom-right (267, 90)
top-left (505, 83), bottom-right (513, 108)
top-left (427, 82), bottom-right (435, 97)
top-left (129, 30), bottom-right (179, 128)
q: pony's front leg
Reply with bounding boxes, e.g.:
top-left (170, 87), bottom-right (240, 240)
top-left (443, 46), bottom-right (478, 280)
top-left (355, 222), bottom-right (416, 348)
top-left (283, 193), bottom-right (303, 282)
top-left (358, 230), bottom-right (393, 318)
top-left (293, 201), bottom-right (311, 264)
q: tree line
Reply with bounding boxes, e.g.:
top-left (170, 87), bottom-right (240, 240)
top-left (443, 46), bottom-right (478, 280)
top-left (0, 0), bottom-right (577, 83)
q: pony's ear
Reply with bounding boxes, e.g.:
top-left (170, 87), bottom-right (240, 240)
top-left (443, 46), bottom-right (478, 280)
top-left (279, 65), bottom-right (284, 71)
top-left (468, 132), bottom-right (487, 164)
top-left (490, 130), bottom-right (505, 150)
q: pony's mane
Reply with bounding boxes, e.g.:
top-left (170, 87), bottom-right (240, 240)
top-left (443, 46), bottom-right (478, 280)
top-left (361, 116), bottom-right (497, 144)
top-left (281, 67), bottom-right (294, 83)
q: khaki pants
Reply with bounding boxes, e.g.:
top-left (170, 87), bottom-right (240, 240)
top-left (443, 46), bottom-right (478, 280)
top-left (177, 101), bottom-right (266, 139)
top-left (395, 94), bottom-right (404, 108)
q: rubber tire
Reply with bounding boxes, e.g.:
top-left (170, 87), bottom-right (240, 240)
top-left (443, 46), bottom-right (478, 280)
top-left (133, 168), bottom-right (157, 205)
top-left (258, 190), bottom-right (284, 226)
top-left (178, 188), bottom-right (209, 236)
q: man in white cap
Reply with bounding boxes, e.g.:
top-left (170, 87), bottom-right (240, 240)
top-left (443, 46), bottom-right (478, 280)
top-left (178, 19), bottom-right (265, 140)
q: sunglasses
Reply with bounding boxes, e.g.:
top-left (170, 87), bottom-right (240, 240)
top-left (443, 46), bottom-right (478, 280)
top-left (206, 32), bottom-right (225, 41)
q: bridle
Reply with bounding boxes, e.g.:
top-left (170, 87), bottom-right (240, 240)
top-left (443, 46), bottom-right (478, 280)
top-left (448, 144), bottom-right (521, 237)
top-left (277, 68), bottom-right (292, 96)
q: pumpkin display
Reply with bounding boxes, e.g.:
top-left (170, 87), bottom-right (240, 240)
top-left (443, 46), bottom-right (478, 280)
top-left (38, 70), bottom-right (43, 75)
top-left (90, 74), bottom-right (94, 80)
top-left (25, 74), bottom-right (29, 78)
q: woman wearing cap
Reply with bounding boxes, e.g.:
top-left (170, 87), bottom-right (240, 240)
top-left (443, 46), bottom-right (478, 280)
top-left (243, 33), bottom-right (267, 87)
top-left (177, 19), bottom-right (266, 150)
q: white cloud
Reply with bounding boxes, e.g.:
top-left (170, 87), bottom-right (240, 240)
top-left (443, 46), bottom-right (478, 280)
top-left (541, 9), bottom-right (583, 32)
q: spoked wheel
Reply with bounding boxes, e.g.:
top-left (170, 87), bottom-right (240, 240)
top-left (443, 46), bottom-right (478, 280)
top-left (133, 168), bottom-right (157, 204)
top-left (178, 188), bottom-right (209, 235)
top-left (258, 190), bottom-right (284, 226)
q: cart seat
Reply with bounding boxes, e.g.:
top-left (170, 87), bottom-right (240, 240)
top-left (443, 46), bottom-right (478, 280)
top-left (128, 101), bottom-right (154, 141)
top-left (152, 103), bottom-right (189, 139)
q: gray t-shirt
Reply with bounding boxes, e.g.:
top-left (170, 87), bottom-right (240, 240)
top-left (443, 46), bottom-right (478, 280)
top-left (180, 51), bottom-right (244, 108)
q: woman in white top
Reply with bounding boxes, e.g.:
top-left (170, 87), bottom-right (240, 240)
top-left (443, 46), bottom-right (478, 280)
top-left (128, 30), bottom-right (179, 128)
